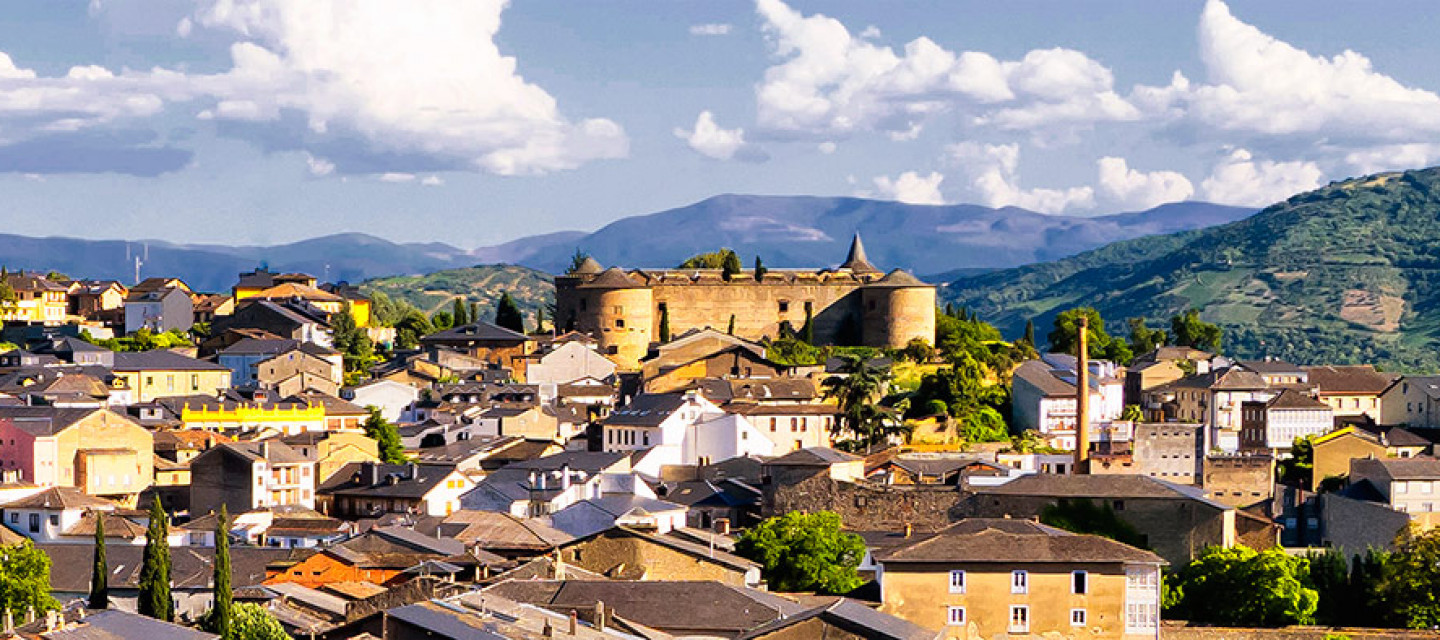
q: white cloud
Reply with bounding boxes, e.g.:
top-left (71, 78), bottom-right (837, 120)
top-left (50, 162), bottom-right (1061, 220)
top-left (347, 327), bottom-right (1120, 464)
top-left (749, 0), bottom-right (1137, 139)
top-left (0, 1), bottom-right (628, 176)
top-left (674, 110), bottom-right (765, 161)
top-left (817, 141), bottom-right (837, 154)
top-left (1096, 157), bottom-right (1194, 210)
top-left (421, 175), bottom-right (444, 186)
top-left (689, 23), bottom-right (732, 36)
top-left (1155, 0), bottom-right (1440, 143)
top-left (378, 172), bottom-right (415, 183)
top-left (866, 171), bottom-right (945, 205)
top-left (947, 142), bottom-right (1094, 213)
top-left (1200, 148), bottom-right (1323, 206)
top-left (305, 153), bottom-right (335, 176)
top-left (1343, 143), bottom-right (1440, 175)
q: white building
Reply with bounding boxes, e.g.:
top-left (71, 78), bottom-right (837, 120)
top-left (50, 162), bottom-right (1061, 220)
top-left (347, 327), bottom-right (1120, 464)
top-left (342, 379), bottom-right (421, 423)
top-left (1011, 354), bottom-right (1123, 450)
top-left (459, 451), bottom-right (655, 518)
top-left (602, 391), bottom-right (775, 481)
top-left (1239, 389), bottom-right (1334, 452)
top-left (525, 340), bottom-right (618, 386)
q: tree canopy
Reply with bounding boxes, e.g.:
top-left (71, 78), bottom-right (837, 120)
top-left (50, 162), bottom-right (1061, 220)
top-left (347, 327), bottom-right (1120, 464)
top-left (0, 541), bottom-right (59, 619)
top-left (364, 407), bottom-right (407, 464)
top-left (138, 500), bottom-right (173, 621)
top-left (228, 603), bottom-right (289, 640)
top-left (822, 354), bottom-right (905, 449)
top-left (1164, 546), bottom-right (1317, 627)
top-left (1379, 527), bottom-right (1440, 628)
top-left (494, 292), bottom-right (525, 333)
top-left (1171, 309), bottom-right (1223, 353)
top-left (1048, 307), bottom-right (1132, 364)
top-left (90, 513), bottom-right (107, 609)
top-left (734, 511), bottom-right (866, 594)
top-left (678, 248), bottom-right (741, 270)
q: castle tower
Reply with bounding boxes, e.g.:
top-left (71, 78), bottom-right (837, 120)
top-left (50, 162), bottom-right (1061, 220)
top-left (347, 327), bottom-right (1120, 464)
top-left (839, 233), bottom-right (880, 274)
top-left (861, 268), bottom-right (936, 348)
top-left (576, 267), bottom-right (653, 367)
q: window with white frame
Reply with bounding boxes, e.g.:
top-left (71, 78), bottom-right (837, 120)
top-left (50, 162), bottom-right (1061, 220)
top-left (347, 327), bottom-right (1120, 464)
top-left (1011, 570), bottom-right (1028, 594)
top-left (1071, 609), bottom-right (1087, 627)
top-left (1126, 567), bottom-right (1160, 633)
top-left (1008, 606), bottom-right (1029, 633)
top-left (947, 606), bottom-right (965, 626)
top-left (949, 570), bottom-right (966, 594)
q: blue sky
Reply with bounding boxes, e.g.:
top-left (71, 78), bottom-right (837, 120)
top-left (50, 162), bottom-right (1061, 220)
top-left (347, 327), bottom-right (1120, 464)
top-left (2, 0), bottom-right (1439, 248)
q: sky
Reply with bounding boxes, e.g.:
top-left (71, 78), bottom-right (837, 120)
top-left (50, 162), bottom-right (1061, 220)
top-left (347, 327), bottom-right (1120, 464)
top-left (2, 0), bottom-right (1440, 248)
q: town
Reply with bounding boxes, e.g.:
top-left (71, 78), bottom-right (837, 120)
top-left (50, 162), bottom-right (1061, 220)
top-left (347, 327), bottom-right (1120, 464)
top-left (0, 238), bottom-right (1431, 640)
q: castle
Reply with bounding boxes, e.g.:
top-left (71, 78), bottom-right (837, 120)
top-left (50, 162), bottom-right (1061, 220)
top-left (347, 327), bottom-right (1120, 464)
top-left (554, 235), bottom-right (936, 368)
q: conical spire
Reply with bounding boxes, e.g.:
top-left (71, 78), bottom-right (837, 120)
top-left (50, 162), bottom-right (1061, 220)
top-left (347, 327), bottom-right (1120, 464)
top-left (839, 233), bottom-right (879, 273)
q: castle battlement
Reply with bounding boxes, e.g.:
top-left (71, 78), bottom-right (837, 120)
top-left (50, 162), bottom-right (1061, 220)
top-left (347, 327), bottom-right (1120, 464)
top-left (554, 235), bottom-right (937, 369)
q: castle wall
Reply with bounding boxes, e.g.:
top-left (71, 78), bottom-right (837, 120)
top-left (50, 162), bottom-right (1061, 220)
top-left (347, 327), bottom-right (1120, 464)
top-left (651, 280), bottom-right (863, 345)
top-left (862, 286), bottom-right (937, 348)
top-left (593, 288), bottom-right (654, 368)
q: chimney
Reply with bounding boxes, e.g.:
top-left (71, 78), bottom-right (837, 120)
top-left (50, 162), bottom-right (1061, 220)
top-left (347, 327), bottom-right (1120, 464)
top-left (529, 470), bottom-right (539, 490)
top-left (1074, 315), bottom-right (1090, 475)
top-left (542, 620), bottom-right (554, 638)
top-left (368, 463), bottom-right (382, 486)
top-left (903, 522), bottom-right (913, 538)
top-left (407, 462), bottom-right (418, 479)
top-left (568, 611), bottom-right (578, 635)
top-left (594, 602), bottom-right (607, 631)
top-left (714, 518), bottom-right (730, 536)
top-left (560, 464), bottom-right (572, 491)
top-left (260, 441), bottom-right (270, 460)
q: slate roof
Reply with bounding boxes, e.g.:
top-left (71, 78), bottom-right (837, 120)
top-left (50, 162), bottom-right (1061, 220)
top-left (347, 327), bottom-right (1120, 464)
top-left (324, 526), bottom-right (465, 568)
top-left (318, 462), bottom-right (457, 499)
top-left (739, 598), bottom-right (938, 640)
top-left (577, 267), bottom-right (643, 289)
top-left (218, 338), bottom-right (304, 356)
top-left (876, 518), bottom-right (1164, 565)
top-left (975, 474), bottom-right (1227, 506)
top-left (438, 510), bottom-right (573, 551)
top-left (30, 609), bottom-right (218, 640)
top-left (571, 257), bottom-right (605, 275)
top-left (1239, 359), bottom-right (1305, 374)
top-left (566, 526), bottom-right (757, 573)
top-left (212, 441), bottom-right (310, 465)
top-left (1012, 359), bottom-right (1080, 397)
top-left (606, 393), bottom-right (688, 427)
top-left (1305, 365), bottom-right (1399, 394)
top-left (411, 436), bottom-right (521, 465)
top-left (485, 579), bottom-right (806, 634)
top-left (3, 486), bottom-right (115, 510)
top-left (38, 544), bottom-right (306, 591)
top-left (0, 407), bottom-right (102, 436)
top-left (766, 447), bottom-right (860, 467)
top-left (61, 511), bottom-right (149, 539)
top-left (112, 351), bottom-right (229, 372)
top-left (838, 234), bottom-right (880, 274)
top-left (871, 268), bottom-right (927, 287)
top-left (1263, 389), bottom-right (1331, 410)
top-left (422, 321), bottom-right (529, 344)
top-left (1352, 456), bottom-right (1440, 481)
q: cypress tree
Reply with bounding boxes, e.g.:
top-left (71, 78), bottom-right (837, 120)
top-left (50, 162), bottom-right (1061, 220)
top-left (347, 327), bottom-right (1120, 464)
top-left (470, 302), bottom-right (480, 328)
top-left (535, 306), bottom-right (548, 334)
top-left (89, 511), bottom-right (107, 609)
top-left (138, 500), bottom-right (172, 621)
top-left (494, 293), bottom-right (525, 333)
top-left (801, 302), bottom-right (814, 344)
top-left (721, 250), bottom-right (742, 281)
top-left (754, 256), bottom-right (767, 282)
top-left (726, 314), bottom-right (736, 335)
top-left (451, 298), bottom-right (468, 326)
top-left (659, 306), bottom-right (671, 342)
top-left (1023, 319), bottom-right (1036, 345)
top-left (212, 506), bottom-right (232, 640)
top-left (944, 303), bottom-right (955, 317)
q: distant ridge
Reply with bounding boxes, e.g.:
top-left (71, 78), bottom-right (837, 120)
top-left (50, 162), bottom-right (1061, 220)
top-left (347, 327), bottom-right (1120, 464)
top-left (0, 196), bottom-right (1251, 292)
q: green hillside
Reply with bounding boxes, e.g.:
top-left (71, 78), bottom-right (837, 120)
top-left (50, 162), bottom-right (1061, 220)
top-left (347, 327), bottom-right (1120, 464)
top-left (944, 168), bottom-right (1440, 371)
top-left (361, 264), bottom-right (555, 328)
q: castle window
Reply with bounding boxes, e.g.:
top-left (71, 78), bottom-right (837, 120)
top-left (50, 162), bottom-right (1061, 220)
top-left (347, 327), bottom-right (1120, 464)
top-left (657, 302), bottom-right (667, 313)
top-left (606, 346), bottom-right (618, 355)
top-left (615, 319), bottom-right (625, 328)
top-left (613, 305), bottom-right (624, 314)
top-left (778, 301), bottom-right (789, 313)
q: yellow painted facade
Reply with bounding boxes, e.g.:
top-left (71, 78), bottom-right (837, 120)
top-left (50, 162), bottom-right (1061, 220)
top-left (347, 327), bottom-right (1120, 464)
top-left (2, 288), bottom-right (68, 324)
top-left (115, 369), bottom-right (232, 403)
top-left (182, 403), bottom-right (327, 434)
top-left (881, 563), bottom-right (1160, 640)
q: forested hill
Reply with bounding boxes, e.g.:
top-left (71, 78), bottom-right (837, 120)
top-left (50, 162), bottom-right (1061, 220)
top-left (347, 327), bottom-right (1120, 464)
top-left (360, 265), bottom-right (555, 328)
top-left (943, 168), bottom-right (1440, 371)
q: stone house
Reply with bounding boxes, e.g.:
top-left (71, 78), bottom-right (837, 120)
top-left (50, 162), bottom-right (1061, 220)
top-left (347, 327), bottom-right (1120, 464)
top-left (554, 525), bottom-right (761, 587)
top-left (317, 461), bottom-right (474, 518)
top-left (1305, 365), bottom-right (1400, 424)
top-left (1238, 388), bottom-right (1334, 452)
top-left (0, 406), bottom-right (153, 503)
top-left (189, 441), bottom-right (316, 515)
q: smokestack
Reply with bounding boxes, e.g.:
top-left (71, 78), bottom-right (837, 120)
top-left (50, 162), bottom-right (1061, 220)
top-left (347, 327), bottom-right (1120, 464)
top-left (1075, 316), bottom-right (1090, 475)
top-left (714, 518), bottom-right (730, 536)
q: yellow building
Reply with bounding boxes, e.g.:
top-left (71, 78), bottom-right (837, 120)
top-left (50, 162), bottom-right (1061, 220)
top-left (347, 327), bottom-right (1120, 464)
top-left (232, 269), bottom-right (370, 327)
top-left (279, 431), bottom-right (381, 484)
top-left (181, 401), bottom-right (327, 436)
top-left (2, 273), bottom-right (69, 325)
top-left (0, 407), bottom-right (153, 505)
top-left (1305, 365), bottom-right (1399, 423)
top-left (111, 351), bottom-right (233, 402)
top-left (877, 519), bottom-right (1165, 640)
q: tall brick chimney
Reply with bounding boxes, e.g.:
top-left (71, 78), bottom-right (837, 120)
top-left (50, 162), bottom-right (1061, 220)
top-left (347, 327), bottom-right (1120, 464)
top-left (1074, 315), bottom-right (1090, 475)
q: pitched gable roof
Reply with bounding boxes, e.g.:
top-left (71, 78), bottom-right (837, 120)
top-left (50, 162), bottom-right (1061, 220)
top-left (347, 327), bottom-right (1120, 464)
top-left (876, 518), bottom-right (1163, 565)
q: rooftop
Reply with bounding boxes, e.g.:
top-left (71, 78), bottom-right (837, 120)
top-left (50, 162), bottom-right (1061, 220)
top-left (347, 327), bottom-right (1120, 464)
top-left (876, 518), bottom-right (1164, 565)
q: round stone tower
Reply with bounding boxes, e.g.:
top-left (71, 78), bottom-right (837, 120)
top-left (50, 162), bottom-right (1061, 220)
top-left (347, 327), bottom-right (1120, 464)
top-left (578, 267), bottom-right (654, 368)
top-left (861, 268), bottom-right (937, 348)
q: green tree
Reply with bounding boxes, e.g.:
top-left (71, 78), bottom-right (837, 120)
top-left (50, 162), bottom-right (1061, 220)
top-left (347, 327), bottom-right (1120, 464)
top-left (494, 292), bottom-right (525, 333)
top-left (1121, 404), bottom-right (1143, 422)
top-left (535, 305), bottom-right (547, 334)
top-left (430, 310), bottom-right (454, 331)
top-left (1048, 307), bottom-right (1132, 364)
top-left (1278, 436), bottom-right (1315, 486)
top-left (1347, 548), bottom-right (1390, 627)
top-left (331, 301), bottom-right (374, 374)
top-left (721, 250), bottom-right (743, 281)
top-left (394, 310), bottom-right (435, 349)
top-left (1379, 527), bottom-right (1440, 628)
top-left (0, 541), bottom-right (60, 618)
top-left (1022, 319), bottom-right (1036, 346)
top-left (212, 506), bottom-right (233, 640)
top-left (138, 500), bottom-right (173, 622)
top-left (801, 302), bottom-right (814, 344)
top-left (567, 249), bottom-right (592, 274)
top-left (822, 355), bottom-right (905, 449)
top-left (734, 511), bottom-right (866, 594)
top-left (1166, 546), bottom-right (1317, 626)
top-left (363, 407), bottom-right (407, 463)
top-left (228, 603), bottom-right (289, 640)
top-left (1306, 549), bottom-right (1349, 626)
top-left (1170, 309), bottom-right (1223, 353)
top-left (754, 256), bottom-right (767, 281)
top-left (678, 248), bottom-right (738, 269)
top-left (1040, 499), bottom-right (1147, 548)
top-left (658, 305), bottom-right (671, 342)
top-left (1128, 317), bottom-right (1169, 355)
top-left (451, 297), bottom-right (469, 326)
top-left (90, 512), bottom-right (107, 609)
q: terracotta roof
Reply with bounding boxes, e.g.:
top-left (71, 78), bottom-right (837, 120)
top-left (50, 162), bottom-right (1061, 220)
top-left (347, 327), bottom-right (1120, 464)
top-left (578, 267), bottom-right (644, 289)
top-left (439, 510), bottom-right (573, 551)
top-left (253, 282), bottom-right (344, 302)
top-left (3, 486), bottom-right (115, 510)
top-left (876, 518), bottom-right (1163, 565)
top-left (320, 581), bottom-right (388, 600)
top-left (1305, 365), bottom-right (1399, 395)
top-left (766, 447), bottom-right (860, 466)
top-left (62, 511), bottom-right (149, 538)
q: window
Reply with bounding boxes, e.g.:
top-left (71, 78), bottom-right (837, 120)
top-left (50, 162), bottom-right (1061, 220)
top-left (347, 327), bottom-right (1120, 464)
top-left (28, 513), bottom-right (38, 533)
top-left (778, 301), bottom-right (789, 313)
top-left (1071, 609), bottom-right (1087, 627)
top-left (615, 319), bottom-right (625, 328)
top-left (1073, 570), bottom-right (1088, 594)
top-left (6, 513), bottom-right (13, 524)
top-left (1011, 570), bottom-right (1028, 594)
top-left (790, 418), bottom-right (798, 432)
top-left (191, 374), bottom-right (199, 391)
top-left (1397, 481), bottom-right (1409, 494)
top-left (1423, 482), bottom-right (1433, 494)
top-left (947, 606), bottom-right (965, 626)
top-left (770, 418), bottom-right (777, 432)
top-left (1113, 500), bottom-right (1126, 511)
top-left (949, 570), bottom-right (965, 593)
top-left (1008, 606), bottom-right (1029, 633)
top-left (48, 514), bottom-right (58, 526)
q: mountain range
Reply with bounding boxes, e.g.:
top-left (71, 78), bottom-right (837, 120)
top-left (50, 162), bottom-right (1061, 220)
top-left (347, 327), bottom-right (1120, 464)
top-left (943, 167), bottom-right (1440, 371)
top-left (0, 197), bottom-right (1251, 291)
